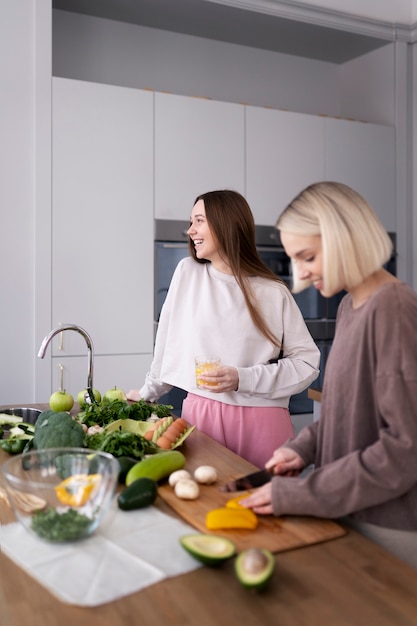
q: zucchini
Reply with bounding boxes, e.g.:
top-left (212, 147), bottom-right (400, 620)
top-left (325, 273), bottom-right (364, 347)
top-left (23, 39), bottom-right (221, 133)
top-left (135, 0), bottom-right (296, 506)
top-left (125, 450), bottom-right (186, 486)
top-left (118, 477), bottom-right (158, 511)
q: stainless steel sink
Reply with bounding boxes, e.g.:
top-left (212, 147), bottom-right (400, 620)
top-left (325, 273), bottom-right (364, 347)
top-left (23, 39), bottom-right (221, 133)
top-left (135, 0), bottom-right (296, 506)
top-left (0, 408), bottom-right (42, 424)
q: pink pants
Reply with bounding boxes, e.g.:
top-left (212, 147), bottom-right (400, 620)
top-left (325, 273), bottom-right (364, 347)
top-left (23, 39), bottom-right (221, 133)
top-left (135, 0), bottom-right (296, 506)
top-left (181, 393), bottom-right (295, 469)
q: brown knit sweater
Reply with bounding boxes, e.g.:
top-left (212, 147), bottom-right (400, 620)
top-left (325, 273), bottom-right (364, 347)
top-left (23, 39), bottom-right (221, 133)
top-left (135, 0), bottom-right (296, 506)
top-left (271, 281), bottom-right (417, 530)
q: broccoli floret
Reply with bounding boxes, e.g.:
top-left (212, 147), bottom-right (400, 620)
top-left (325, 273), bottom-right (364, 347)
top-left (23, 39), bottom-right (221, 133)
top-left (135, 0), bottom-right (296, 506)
top-left (33, 411), bottom-right (85, 449)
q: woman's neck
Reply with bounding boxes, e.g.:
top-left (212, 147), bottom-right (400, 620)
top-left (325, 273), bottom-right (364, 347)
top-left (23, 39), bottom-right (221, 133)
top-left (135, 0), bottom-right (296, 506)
top-left (349, 268), bottom-right (399, 309)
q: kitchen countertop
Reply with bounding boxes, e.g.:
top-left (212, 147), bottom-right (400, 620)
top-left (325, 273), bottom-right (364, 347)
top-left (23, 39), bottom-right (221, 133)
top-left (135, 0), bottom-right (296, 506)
top-left (1, 404), bottom-right (417, 626)
top-left (308, 387), bottom-right (322, 402)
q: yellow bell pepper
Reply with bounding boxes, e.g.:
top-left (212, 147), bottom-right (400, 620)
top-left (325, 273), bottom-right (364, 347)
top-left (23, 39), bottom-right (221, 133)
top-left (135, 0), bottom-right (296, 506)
top-left (226, 494), bottom-right (250, 510)
top-left (54, 473), bottom-right (101, 507)
top-left (206, 507), bottom-right (258, 530)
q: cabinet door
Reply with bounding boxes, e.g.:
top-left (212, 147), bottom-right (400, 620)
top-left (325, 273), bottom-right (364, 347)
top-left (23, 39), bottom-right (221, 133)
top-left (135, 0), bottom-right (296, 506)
top-left (246, 106), bottom-right (325, 225)
top-left (324, 118), bottom-right (395, 231)
top-left (155, 93), bottom-right (245, 219)
top-left (51, 354), bottom-right (153, 399)
top-left (52, 78), bottom-right (154, 358)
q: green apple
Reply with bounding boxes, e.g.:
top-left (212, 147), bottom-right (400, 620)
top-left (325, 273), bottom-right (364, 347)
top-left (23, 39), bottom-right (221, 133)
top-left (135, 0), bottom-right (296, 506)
top-left (77, 388), bottom-right (102, 407)
top-left (104, 386), bottom-right (127, 402)
top-left (49, 390), bottom-right (74, 412)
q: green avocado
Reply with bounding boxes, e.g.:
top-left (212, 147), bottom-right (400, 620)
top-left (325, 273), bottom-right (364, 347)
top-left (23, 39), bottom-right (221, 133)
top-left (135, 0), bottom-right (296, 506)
top-left (117, 456), bottom-right (138, 484)
top-left (180, 533), bottom-right (236, 566)
top-left (235, 548), bottom-right (275, 590)
top-left (117, 476), bottom-right (158, 510)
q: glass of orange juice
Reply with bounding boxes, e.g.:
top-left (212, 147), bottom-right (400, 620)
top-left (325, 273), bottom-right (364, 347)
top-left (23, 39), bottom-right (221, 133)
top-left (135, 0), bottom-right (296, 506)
top-left (195, 356), bottom-right (221, 389)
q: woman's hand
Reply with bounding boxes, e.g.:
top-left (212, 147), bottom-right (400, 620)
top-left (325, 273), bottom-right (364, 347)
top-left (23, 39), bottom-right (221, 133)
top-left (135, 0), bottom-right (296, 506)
top-left (126, 389), bottom-right (141, 401)
top-left (238, 483), bottom-right (274, 515)
top-left (265, 447), bottom-right (305, 476)
top-left (198, 366), bottom-right (239, 393)
top-left (239, 448), bottom-right (305, 515)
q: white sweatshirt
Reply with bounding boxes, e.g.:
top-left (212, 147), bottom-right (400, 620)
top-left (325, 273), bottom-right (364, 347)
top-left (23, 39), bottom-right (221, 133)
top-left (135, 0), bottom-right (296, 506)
top-left (140, 257), bottom-right (320, 407)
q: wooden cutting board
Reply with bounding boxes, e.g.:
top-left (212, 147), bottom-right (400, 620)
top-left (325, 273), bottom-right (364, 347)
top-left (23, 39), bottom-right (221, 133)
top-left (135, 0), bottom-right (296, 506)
top-left (157, 429), bottom-right (345, 553)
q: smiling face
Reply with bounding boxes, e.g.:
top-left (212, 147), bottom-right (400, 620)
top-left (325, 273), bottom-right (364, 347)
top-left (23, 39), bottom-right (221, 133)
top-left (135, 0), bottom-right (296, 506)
top-left (187, 199), bottom-right (228, 270)
top-left (280, 232), bottom-right (332, 297)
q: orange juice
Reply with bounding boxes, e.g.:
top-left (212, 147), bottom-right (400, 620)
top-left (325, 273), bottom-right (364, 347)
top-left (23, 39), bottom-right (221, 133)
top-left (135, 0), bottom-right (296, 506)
top-left (195, 356), bottom-right (221, 388)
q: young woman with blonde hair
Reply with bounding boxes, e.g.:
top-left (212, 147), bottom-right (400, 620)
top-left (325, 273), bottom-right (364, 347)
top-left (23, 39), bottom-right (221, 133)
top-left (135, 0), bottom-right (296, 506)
top-left (128, 189), bottom-right (320, 468)
top-left (240, 182), bottom-right (417, 570)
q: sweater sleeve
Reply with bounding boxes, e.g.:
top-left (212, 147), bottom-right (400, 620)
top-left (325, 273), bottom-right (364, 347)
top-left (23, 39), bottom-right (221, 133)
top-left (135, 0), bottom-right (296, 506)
top-left (237, 290), bottom-right (320, 400)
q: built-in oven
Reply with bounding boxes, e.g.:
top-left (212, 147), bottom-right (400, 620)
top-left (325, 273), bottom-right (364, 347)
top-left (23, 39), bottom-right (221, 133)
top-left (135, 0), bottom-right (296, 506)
top-left (154, 220), bottom-right (396, 415)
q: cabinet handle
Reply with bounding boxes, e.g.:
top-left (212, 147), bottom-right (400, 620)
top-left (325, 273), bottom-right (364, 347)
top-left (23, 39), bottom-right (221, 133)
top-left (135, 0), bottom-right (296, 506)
top-left (59, 329), bottom-right (64, 351)
top-left (59, 363), bottom-right (64, 392)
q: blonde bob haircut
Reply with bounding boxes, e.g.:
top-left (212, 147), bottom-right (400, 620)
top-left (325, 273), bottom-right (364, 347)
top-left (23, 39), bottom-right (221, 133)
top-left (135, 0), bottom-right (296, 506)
top-left (276, 181), bottom-right (393, 294)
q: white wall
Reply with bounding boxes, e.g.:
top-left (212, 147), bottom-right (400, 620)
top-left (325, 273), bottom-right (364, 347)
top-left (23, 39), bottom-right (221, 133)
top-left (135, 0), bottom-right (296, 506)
top-left (52, 10), bottom-right (398, 126)
top-left (291, 0), bottom-right (417, 23)
top-left (340, 44), bottom-right (395, 124)
top-left (0, 2), bottom-right (40, 404)
top-left (52, 10), bottom-right (343, 119)
top-left (0, 2), bottom-right (34, 403)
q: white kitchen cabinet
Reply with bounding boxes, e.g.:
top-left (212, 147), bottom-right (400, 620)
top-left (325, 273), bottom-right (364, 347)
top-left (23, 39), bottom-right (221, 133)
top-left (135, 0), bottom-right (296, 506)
top-left (246, 106), bottom-right (325, 225)
top-left (51, 354), bottom-right (152, 400)
top-left (324, 118), bottom-right (396, 231)
top-left (50, 78), bottom-right (154, 392)
top-left (155, 93), bottom-right (245, 220)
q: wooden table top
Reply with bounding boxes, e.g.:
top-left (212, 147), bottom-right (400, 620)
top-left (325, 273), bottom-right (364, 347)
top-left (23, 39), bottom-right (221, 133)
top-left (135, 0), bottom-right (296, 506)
top-left (1, 404), bottom-right (417, 626)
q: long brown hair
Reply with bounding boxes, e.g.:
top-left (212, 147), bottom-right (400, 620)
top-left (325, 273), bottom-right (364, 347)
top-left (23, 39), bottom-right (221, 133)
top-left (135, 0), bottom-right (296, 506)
top-left (189, 190), bottom-right (287, 348)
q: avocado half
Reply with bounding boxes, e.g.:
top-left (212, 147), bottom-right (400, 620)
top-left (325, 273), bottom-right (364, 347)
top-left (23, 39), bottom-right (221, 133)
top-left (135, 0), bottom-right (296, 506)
top-left (235, 548), bottom-right (275, 590)
top-left (180, 533), bottom-right (236, 566)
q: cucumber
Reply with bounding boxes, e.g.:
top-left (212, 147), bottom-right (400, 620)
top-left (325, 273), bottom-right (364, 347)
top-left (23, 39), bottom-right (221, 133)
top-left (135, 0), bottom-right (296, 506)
top-left (118, 477), bottom-right (158, 511)
top-left (125, 450), bottom-right (186, 485)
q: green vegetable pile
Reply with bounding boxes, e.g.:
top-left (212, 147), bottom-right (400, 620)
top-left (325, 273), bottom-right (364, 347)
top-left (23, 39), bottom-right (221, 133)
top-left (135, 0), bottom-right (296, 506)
top-left (86, 428), bottom-right (158, 458)
top-left (31, 507), bottom-right (92, 542)
top-left (0, 399), bottom-right (174, 462)
top-left (77, 398), bottom-right (172, 428)
top-left (0, 418), bottom-right (35, 454)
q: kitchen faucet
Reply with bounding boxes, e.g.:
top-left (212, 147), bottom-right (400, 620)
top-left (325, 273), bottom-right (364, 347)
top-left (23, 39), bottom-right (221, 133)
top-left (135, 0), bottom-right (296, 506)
top-left (37, 324), bottom-right (97, 405)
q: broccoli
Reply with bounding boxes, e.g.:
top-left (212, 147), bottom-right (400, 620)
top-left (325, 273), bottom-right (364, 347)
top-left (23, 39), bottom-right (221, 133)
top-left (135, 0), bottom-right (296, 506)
top-left (33, 410), bottom-right (85, 449)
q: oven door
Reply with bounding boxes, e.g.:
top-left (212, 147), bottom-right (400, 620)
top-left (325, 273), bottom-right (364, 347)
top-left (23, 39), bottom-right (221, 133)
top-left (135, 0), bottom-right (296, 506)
top-left (155, 241), bottom-right (189, 323)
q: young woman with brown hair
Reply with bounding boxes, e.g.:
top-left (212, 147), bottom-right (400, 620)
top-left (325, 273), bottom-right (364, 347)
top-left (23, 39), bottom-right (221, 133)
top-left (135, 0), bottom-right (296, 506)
top-left (128, 189), bottom-right (319, 468)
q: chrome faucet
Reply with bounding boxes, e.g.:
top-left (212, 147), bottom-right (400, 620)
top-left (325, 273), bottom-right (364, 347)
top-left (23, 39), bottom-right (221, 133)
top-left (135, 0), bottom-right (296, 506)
top-left (38, 324), bottom-right (97, 405)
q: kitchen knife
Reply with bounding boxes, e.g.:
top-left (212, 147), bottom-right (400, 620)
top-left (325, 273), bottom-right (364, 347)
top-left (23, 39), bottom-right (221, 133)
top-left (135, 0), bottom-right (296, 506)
top-left (220, 468), bottom-right (273, 492)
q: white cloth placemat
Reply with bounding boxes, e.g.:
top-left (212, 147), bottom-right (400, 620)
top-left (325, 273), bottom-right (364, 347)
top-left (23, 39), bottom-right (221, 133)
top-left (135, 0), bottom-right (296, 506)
top-left (0, 499), bottom-right (201, 606)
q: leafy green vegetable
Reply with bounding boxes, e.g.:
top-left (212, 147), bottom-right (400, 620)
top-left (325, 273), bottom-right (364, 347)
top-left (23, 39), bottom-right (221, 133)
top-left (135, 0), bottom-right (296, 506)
top-left (0, 437), bottom-right (28, 454)
top-left (77, 399), bottom-right (173, 428)
top-left (33, 411), bottom-right (85, 449)
top-left (85, 428), bottom-right (158, 459)
top-left (31, 507), bottom-right (92, 542)
top-left (0, 422), bottom-right (36, 455)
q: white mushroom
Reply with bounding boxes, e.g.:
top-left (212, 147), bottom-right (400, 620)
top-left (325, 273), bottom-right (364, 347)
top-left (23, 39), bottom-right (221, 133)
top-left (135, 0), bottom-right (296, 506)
top-left (168, 469), bottom-right (192, 488)
top-left (87, 424), bottom-right (104, 436)
top-left (194, 465), bottom-right (218, 485)
top-left (174, 479), bottom-right (200, 500)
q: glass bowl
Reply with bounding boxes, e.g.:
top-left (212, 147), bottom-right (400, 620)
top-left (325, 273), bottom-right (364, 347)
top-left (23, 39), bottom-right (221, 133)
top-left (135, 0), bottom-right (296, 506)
top-left (2, 447), bottom-right (119, 542)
